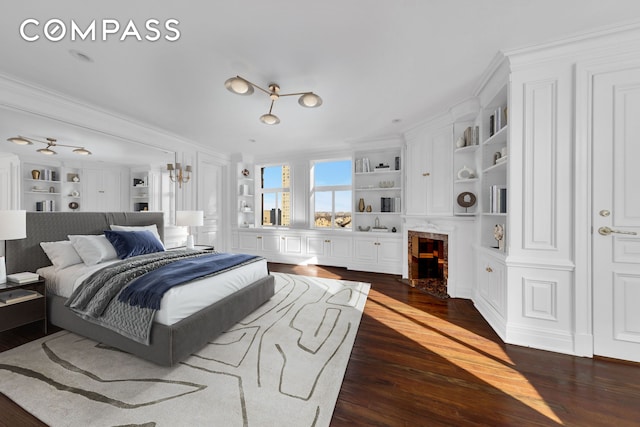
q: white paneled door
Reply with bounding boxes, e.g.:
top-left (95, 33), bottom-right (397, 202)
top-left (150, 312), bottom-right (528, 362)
top-left (592, 67), bottom-right (640, 362)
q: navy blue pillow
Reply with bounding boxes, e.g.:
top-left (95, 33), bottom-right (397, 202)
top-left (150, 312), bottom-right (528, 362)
top-left (104, 230), bottom-right (165, 259)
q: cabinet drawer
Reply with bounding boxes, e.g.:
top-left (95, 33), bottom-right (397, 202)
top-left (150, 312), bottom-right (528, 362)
top-left (0, 296), bottom-right (46, 332)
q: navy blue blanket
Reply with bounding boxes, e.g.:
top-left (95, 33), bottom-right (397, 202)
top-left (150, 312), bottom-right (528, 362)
top-left (118, 252), bottom-right (260, 310)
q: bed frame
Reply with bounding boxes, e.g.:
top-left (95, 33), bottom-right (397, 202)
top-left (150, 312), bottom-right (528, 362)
top-left (6, 212), bottom-right (275, 366)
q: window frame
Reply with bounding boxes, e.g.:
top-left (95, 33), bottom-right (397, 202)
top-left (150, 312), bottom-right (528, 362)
top-left (258, 163), bottom-right (291, 227)
top-left (310, 158), bottom-right (353, 230)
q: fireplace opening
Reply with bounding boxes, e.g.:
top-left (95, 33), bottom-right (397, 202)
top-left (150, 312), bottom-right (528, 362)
top-left (407, 231), bottom-right (449, 298)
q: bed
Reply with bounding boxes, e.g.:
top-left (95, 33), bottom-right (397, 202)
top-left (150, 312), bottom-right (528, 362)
top-left (5, 212), bottom-right (275, 366)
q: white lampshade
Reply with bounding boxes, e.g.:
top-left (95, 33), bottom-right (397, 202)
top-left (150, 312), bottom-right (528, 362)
top-left (0, 210), bottom-right (26, 240)
top-left (176, 210), bottom-right (204, 227)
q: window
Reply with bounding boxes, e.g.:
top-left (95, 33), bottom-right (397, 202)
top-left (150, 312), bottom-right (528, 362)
top-left (311, 159), bottom-right (352, 229)
top-left (260, 164), bottom-right (291, 226)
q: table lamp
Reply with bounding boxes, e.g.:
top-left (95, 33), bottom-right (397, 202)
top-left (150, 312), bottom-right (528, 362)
top-left (176, 210), bottom-right (204, 250)
top-left (0, 210), bottom-right (27, 284)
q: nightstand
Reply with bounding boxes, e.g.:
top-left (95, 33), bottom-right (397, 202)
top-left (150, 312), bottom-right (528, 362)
top-left (0, 277), bottom-right (47, 334)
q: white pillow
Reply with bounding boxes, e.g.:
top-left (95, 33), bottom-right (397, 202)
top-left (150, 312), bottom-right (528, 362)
top-left (109, 224), bottom-right (165, 249)
top-left (40, 240), bottom-right (84, 270)
top-left (68, 234), bottom-right (119, 266)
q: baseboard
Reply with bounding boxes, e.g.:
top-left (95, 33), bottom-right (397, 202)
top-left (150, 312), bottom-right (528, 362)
top-left (506, 323), bottom-right (577, 356)
top-left (473, 296), bottom-right (507, 341)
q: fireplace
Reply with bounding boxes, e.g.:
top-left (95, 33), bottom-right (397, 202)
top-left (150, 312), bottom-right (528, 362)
top-left (407, 230), bottom-right (449, 298)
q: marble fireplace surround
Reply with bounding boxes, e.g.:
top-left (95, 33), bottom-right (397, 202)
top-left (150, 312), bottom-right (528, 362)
top-left (407, 229), bottom-right (449, 298)
top-left (402, 221), bottom-right (457, 298)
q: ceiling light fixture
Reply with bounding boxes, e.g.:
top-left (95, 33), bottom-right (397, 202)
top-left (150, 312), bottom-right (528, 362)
top-left (7, 136), bottom-right (92, 156)
top-left (224, 75), bottom-right (322, 125)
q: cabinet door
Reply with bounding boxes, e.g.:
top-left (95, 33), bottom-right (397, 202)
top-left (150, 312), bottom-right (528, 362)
top-left (405, 125), bottom-right (453, 216)
top-left (405, 139), bottom-right (429, 216)
top-left (478, 253), bottom-right (506, 316)
top-left (239, 233), bottom-right (258, 251)
top-left (0, 154), bottom-right (20, 209)
top-left (353, 237), bottom-right (378, 263)
top-left (377, 237), bottom-right (403, 264)
top-left (82, 169), bottom-right (102, 211)
top-left (306, 236), bottom-right (326, 257)
top-left (102, 169), bottom-right (122, 211)
top-left (427, 125), bottom-right (453, 216)
top-left (329, 236), bottom-right (352, 259)
top-left (260, 235), bottom-right (280, 253)
top-left (281, 235), bottom-right (302, 254)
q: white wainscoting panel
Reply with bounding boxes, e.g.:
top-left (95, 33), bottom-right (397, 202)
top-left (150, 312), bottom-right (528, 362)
top-left (522, 79), bottom-right (558, 251)
top-left (523, 278), bottom-right (557, 321)
top-left (613, 272), bottom-right (640, 343)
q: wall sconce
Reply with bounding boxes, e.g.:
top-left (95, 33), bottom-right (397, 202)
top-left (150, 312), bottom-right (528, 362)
top-left (167, 163), bottom-right (192, 188)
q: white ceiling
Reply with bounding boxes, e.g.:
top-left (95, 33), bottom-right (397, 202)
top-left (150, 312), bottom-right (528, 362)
top-left (1, 1), bottom-right (639, 160)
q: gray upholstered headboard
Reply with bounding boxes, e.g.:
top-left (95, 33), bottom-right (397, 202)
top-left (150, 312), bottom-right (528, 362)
top-left (5, 212), bottom-right (165, 274)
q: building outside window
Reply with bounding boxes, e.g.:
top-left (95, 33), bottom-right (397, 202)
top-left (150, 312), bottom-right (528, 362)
top-left (260, 164), bottom-right (290, 226)
top-left (311, 159), bottom-right (352, 229)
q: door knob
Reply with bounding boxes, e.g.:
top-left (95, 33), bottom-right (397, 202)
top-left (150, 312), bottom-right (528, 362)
top-left (598, 226), bottom-right (638, 236)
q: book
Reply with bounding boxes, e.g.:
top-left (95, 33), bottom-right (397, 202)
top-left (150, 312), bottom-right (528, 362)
top-left (7, 272), bottom-right (39, 284)
top-left (0, 289), bottom-right (40, 304)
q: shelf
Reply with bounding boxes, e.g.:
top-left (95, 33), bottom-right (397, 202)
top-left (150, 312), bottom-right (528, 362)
top-left (355, 169), bottom-right (401, 175)
top-left (454, 212), bottom-right (478, 217)
top-left (238, 194), bottom-right (253, 197)
top-left (25, 191), bottom-right (60, 195)
top-left (25, 179), bottom-right (60, 184)
top-left (355, 187), bottom-right (401, 191)
top-left (482, 212), bottom-right (507, 216)
top-left (483, 161), bottom-right (507, 174)
top-left (354, 212), bottom-right (401, 215)
top-left (483, 125), bottom-right (508, 146)
top-left (454, 178), bottom-right (478, 184)
top-left (455, 145), bottom-right (479, 153)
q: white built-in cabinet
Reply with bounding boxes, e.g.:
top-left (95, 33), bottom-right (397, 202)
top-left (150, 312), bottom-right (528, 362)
top-left (82, 168), bottom-right (125, 211)
top-left (352, 235), bottom-right (403, 273)
top-left (404, 124), bottom-right (453, 217)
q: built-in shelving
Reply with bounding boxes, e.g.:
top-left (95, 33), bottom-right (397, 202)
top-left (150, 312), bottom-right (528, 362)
top-left (353, 147), bottom-right (403, 233)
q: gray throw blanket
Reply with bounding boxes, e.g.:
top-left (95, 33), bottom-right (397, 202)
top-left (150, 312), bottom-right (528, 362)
top-left (65, 250), bottom-right (254, 345)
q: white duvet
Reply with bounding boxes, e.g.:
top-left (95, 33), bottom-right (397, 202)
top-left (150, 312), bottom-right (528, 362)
top-left (37, 256), bottom-right (269, 326)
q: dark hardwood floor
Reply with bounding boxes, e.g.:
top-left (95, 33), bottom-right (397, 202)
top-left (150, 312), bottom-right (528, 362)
top-left (2, 263), bottom-right (640, 426)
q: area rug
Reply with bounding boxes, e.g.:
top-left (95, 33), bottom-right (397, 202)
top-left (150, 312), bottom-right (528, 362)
top-left (0, 272), bottom-right (370, 427)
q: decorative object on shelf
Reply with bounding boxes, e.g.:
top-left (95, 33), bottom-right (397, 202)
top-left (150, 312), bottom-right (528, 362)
top-left (395, 156), bottom-right (400, 171)
top-left (457, 192), bottom-right (477, 212)
top-left (31, 170), bottom-right (40, 180)
top-left (70, 190), bottom-right (80, 197)
top-left (133, 178), bottom-right (146, 187)
top-left (166, 162), bottom-right (192, 189)
top-left (241, 168), bottom-right (250, 177)
top-left (0, 210), bottom-right (26, 284)
top-left (68, 202), bottom-right (79, 210)
top-left (494, 224), bottom-right (505, 251)
top-left (493, 151), bottom-right (502, 165)
top-left (357, 226), bottom-right (370, 232)
top-left (49, 186), bottom-right (55, 193)
top-left (392, 227), bottom-right (397, 233)
top-left (70, 174), bottom-right (80, 183)
top-left (456, 136), bottom-right (466, 148)
top-left (501, 147), bottom-right (507, 157)
top-left (176, 210), bottom-right (204, 250)
top-left (374, 163), bottom-right (390, 171)
top-left (358, 198), bottom-right (365, 212)
top-left (366, 205), bottom-right (372, 212)
top-left (457, 165), bottom-right (476, 180)
top-left (7, 136), bottom-right (91, 155)
top-left (379, 181), bottom-right (395, 188)
top-left (224, 75), bottom-right (322, 125)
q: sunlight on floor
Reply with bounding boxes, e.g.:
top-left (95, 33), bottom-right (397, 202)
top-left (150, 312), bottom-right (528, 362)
top-left (366, 289), bottom-right (563, 424)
